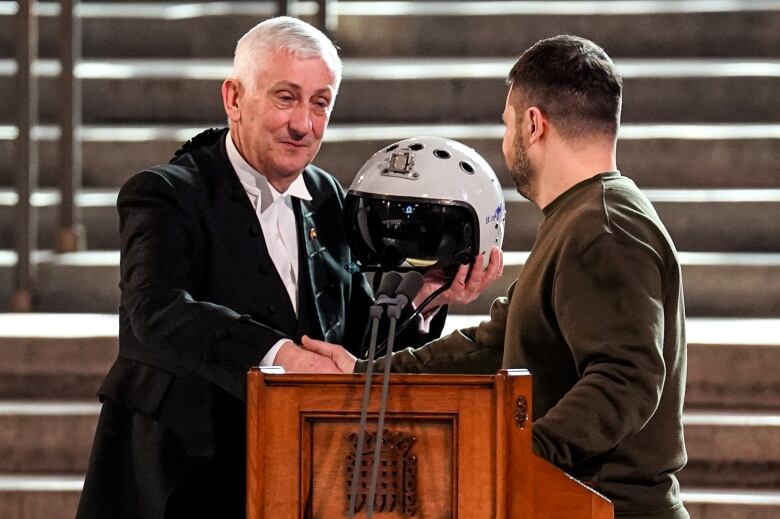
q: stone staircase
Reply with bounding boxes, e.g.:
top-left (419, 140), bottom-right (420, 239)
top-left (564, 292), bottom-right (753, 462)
top-left (1, 1), bottom-right (779, 517)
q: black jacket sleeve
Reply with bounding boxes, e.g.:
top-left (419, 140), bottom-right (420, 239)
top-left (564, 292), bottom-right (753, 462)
top-left (118, 169), bottom-right (294, 399)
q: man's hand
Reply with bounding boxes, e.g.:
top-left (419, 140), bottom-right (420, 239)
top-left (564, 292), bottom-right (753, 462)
top-left (300, 335), bottom-right (357, 373)
top-left (414, 246), bottom-right (504, 311)
top-left (273, 340), bottom-right (342, 373)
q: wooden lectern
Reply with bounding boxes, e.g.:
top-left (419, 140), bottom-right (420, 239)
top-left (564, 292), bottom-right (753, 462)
top-left (247, 368), bottom-right (613, 518)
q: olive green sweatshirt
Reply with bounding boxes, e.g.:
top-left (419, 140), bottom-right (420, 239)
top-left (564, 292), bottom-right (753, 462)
top-left (356, 172), bottom-right (689, 518)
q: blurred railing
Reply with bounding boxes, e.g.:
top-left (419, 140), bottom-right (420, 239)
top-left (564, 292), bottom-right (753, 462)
top-left (278, 0), bottom-right (336, 32)
top-left (10, 0), bottom-right (38, 312)
top-left (56, 0), bottom-right (84, 253)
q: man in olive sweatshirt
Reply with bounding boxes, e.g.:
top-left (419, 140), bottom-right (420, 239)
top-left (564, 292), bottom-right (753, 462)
top-left (304, 35), bottom-right (689, 519)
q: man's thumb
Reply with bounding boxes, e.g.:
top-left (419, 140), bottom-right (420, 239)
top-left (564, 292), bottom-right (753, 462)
top-left (300, 335), bottom-right (322, 353)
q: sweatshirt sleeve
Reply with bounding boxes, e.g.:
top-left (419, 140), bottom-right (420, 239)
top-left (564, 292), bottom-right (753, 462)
top-left (533, 234), bottom-right (667, 468)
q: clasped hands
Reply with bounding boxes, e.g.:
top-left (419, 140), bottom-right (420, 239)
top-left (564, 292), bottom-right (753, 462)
top-left (273, 247), bottom-right (504, 374)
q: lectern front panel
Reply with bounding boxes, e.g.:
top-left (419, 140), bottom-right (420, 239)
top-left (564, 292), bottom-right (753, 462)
top-left (309, 418), bottom-right (453, 518)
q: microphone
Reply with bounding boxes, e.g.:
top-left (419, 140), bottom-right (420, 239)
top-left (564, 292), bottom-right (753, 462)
top-left (374, 271), bottom-right (403, 303)
top-left (376, 270), bottom-right (422, 311)
top-left (390, 271), bottom-right (424, 312)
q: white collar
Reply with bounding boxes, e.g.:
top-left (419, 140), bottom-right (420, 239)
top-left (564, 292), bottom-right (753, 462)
top-left (226, 130), bottom-right (312, 211)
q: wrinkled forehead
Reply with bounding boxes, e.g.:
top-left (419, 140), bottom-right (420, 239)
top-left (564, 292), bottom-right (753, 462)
top-left (247, 52), bottom-right (338, 96)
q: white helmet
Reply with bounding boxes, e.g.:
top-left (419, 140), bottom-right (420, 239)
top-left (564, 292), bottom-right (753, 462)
top-left (344, 136), bottom-right (505, 271)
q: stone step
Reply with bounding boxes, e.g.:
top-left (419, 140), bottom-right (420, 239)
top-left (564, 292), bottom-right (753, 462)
top-left (683, 488), bottom-right (780, 519)
top-left (1, 58), bottom-right (779, 124)
top-left (0, 402), bottom-right (100, 473)
top-left (2, 251), bottom-right (780, 316)
top-left (3, 314), bottom-right (779, 406)
top-left (0, 1), bottom-right (778, 59)
top-left (502, 189), bottom-right (780, 253)
top-left (0, 314), bottom-right (117, 399)
top-left (3, 188), bottom-right (780, 252)
top-left (2, 123), bottom-right (779, 190)
top-left (0, 251), bottom-right (120, 314)
top-left (0, 190), bottom-right (120, 251)
top-left (332, 1), bottom-right (780, 59)
top-left (0, 477), bottom-right (778, 519)
top-left (2, 314), bottom-right (778, 405)
top-left (0, 475), bottom-right (82, 519)
top-left (680, 411), bottom-right (780, 489)
top-left (443, 316), bottom-right (780, 410)
top-left (466, 251), bottom-right (780, 318)
top-left (0, 401), bottom-right (777, 487)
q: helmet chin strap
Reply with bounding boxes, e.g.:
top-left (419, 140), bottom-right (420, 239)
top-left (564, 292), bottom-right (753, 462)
top-left (453, 247), bottom-right (475, 266)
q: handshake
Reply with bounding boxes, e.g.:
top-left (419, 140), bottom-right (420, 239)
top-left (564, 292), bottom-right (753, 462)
top-left (275, 334), bottom-right (357, 374)
top-left (271, 247), bottom-right (504, 375)
top-left (275, 269), bottom-right (425, 374)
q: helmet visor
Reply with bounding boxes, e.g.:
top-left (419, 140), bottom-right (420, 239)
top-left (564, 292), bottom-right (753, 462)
top-left (345, 193), bottom-right (478, 269)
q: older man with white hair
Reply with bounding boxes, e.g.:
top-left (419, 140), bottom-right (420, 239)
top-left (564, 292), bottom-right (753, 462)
top-left (76, 17), bottom-right (501, 519)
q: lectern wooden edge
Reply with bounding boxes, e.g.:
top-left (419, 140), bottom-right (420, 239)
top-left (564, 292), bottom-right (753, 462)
top-left (247, 368), bottom-right (613, 518)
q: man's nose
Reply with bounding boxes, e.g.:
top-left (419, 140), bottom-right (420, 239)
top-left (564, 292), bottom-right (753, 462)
top-left (288, 103), bottom-right (313, 138)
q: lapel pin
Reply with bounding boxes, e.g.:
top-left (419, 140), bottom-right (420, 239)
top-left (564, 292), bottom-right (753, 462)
top-left (309, 228), bottom-right (318, 240)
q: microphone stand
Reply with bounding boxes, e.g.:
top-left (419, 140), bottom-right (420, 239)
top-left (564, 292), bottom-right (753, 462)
top-left (348, 271), bottom-right (427, 518)
top-left (346, 303), bottom-right (382, 518)
top-left (365, 272), bottom-right (423, 519)
top-left (347, 271), bottom-right (402, 518)
top-left (365, 300), bottom-right (402, 519)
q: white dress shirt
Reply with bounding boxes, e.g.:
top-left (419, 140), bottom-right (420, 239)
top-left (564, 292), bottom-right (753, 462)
top-left (226, 132), bottom-right (312, 365)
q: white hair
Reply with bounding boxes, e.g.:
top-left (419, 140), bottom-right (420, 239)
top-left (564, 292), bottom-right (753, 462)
top-left (232, 16), bottom-right (342, 92)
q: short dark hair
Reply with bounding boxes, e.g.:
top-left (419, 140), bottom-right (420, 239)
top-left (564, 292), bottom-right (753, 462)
top-left (507, 35), bottom-right (622, 139)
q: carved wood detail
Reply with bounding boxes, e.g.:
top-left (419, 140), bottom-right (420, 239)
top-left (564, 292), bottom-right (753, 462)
top-left (515, 396), bottom-right (529, 429)
top-left (345, 429), bottom-right (418, 516)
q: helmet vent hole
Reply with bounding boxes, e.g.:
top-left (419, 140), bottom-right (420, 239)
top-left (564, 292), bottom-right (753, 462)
top-left (385, 144), bottom-right (399, 152)
top-left (408, 143), bottom-right (425, 151)
top-left (433, 149), bottom-right (451, 159)
top-left (459, 161), bottom-right (475, 174)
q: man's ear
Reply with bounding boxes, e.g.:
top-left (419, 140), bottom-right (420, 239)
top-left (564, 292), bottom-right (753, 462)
top-left (222, 78), bottom-right (241, 123)
top-left (527, 107), bottom-right (545, 144)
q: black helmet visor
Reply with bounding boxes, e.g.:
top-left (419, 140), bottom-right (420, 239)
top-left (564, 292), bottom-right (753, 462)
top-left (345, 192), bottom-right (478, 269)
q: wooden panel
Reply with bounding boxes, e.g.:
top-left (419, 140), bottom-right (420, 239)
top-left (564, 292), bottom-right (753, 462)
top-left (261, 385), bottom-right (303, 516)
top-left (532, 457), bottom-right (612, 519)
top-left (499, 370), bottom-right (535, 518)
top-left (246, 367), bottom-right (265, 519)
top-left (453, 388), bottom-right (496, 519)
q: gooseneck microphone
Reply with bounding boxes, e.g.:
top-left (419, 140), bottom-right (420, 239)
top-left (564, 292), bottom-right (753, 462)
top-left (347, 271), bottom-right (425, 519)
top-left (364, 271), bottom-right (424, 518)
top-left (348, 270), bottom-right (404, 518)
